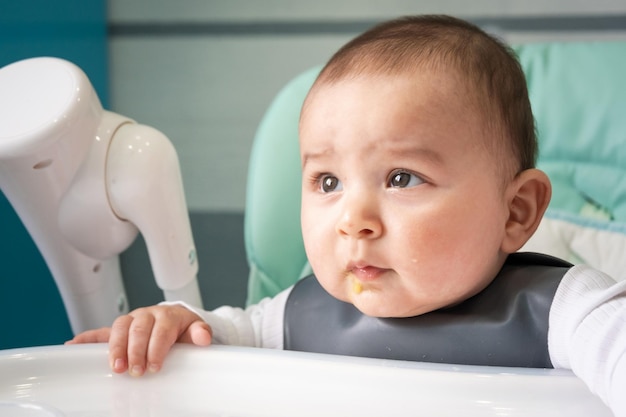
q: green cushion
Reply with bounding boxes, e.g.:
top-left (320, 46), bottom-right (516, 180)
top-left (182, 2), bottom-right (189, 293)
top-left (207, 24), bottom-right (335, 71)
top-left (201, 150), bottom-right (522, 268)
top-left (244, 67), bottom-right (319, 305)
top-left (515, 42), bottom-right (626, 222)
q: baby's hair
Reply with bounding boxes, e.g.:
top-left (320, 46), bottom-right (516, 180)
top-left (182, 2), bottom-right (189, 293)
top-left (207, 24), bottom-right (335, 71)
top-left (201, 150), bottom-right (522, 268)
top-left (308, 15), bottom-right (537, 178)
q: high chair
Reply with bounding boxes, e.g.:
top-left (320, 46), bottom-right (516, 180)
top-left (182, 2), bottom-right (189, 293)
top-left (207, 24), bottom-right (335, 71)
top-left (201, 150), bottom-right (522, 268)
top-left (0, 40), bottom-right (623, 417)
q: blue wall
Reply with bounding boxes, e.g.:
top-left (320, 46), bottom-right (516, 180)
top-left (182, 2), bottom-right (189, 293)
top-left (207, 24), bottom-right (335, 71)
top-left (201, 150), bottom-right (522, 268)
top-left (0, 0), bottom-right (108, 349)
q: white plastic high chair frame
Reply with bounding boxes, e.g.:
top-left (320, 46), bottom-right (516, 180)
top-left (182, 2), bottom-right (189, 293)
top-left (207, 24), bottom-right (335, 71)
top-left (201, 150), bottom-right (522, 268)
top-left (0, 57), bottom-right (203, 335)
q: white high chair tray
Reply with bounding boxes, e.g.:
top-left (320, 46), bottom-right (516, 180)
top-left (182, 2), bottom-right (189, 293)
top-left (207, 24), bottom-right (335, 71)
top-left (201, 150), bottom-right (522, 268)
top-left (0, 344), bottom-right (611, 416)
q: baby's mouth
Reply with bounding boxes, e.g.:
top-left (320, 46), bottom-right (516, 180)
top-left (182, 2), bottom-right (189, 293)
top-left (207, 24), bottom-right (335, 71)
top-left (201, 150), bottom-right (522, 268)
top-left (349, 265), bottom-right (385, 281)
top-left (347, 264), bottom-right (386, 295)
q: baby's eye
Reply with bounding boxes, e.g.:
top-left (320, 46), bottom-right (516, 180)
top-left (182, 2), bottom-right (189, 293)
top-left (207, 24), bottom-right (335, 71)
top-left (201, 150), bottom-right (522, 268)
top-left (388, 170), bottom-right (424, 188)
top-left (320, 175), bottom-right (343, 193)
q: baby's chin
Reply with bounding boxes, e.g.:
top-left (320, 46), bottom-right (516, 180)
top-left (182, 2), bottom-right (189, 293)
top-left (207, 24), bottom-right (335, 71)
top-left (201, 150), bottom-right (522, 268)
top-left (349, 293), bottom-right (438, 319)
top-left (326, 278), bottom-right (444, 318)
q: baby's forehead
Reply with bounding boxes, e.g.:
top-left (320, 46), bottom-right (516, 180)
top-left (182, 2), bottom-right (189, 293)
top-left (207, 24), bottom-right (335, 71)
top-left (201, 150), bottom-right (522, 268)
top-left (303, 72), bottom-right (488, 136)
top-left (312, 64), bottom-right (476, 98)
top-left (301, 70), bottom-right (512, 172)
top-left (303, 69), bottom-right (483, 125)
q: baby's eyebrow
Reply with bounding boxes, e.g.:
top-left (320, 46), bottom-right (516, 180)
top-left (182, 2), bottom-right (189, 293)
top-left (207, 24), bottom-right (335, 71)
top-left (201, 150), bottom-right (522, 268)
top-left (388, 146), bottom-right (444, 166)
top-left (301, 145), bottom-right (444, 167)
top-left (301, 148), bottom-right (334, 168)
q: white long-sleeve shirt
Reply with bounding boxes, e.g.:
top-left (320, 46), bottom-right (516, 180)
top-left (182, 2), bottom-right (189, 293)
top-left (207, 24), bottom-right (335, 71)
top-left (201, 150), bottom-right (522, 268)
top-left (169, 264), bottom-right (626, 416)
top-left (548, 265), bottom-right (626, 416)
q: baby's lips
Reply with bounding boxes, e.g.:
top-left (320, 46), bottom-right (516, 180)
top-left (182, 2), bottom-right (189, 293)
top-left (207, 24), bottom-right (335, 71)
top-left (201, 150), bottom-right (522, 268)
top-left (350, 265), bottom-right (385, 281)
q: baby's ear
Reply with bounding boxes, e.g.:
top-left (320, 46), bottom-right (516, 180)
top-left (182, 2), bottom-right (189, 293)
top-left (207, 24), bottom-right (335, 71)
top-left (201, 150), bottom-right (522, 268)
top-left (501, 168), bottom-right (552, 253)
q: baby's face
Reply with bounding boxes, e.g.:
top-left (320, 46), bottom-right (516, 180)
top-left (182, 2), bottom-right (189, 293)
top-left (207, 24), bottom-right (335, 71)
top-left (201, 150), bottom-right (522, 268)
top-left (299, 71), bottom-right (513, 318)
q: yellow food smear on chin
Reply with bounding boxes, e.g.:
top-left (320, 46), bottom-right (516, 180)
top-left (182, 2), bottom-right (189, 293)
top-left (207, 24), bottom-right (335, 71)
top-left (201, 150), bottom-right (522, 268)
top-left (352, 280), bottom-right (363, 294)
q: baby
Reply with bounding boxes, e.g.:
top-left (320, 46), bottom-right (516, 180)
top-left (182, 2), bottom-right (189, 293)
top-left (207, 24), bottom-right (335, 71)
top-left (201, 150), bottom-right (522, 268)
top-left (69, 15), bottom-right (626, 415)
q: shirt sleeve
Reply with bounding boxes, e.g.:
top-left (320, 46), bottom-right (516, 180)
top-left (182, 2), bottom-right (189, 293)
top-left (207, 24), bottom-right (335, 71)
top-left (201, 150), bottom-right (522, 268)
top-left (160, 286), bottom-right (291, 349)
top-left (549, 264), bottom-right (626, 416)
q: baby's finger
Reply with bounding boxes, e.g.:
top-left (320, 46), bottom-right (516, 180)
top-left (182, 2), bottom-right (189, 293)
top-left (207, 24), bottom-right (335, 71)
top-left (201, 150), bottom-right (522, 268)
top-left (179, 321), bottom-right (213, 346)
top-left (65, 327), bottom-right (111, 344)
top-left (144, 312), bottom-right (182, 374)
top-left (108, 314), bottom-right (134, 374)
top-left (125, 312), bottom-right (156, 377)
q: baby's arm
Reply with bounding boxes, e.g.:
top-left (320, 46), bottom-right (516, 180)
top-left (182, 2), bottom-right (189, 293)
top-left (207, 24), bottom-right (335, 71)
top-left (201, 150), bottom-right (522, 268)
top-left (549, 265), bottom-right (626, 416)
top-left (171, 289), bottom-right (289, 349)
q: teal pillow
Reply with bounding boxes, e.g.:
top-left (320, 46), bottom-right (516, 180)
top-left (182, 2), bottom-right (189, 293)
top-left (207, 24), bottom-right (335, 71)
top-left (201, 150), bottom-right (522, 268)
top-left (515, 42), bottom-right (626, 222)
top-left (244, 67), bottom-right (320, 305)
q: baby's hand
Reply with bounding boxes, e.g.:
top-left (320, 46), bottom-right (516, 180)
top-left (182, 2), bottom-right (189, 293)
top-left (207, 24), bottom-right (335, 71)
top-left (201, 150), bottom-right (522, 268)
top-left (66, 304), bottom-right (212, 376)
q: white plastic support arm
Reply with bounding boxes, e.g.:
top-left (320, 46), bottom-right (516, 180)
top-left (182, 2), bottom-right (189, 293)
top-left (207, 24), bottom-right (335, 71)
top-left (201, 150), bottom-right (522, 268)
top-left (0, 57), bottom-right (203, 336)
top-left (106, 123), bottom-right (202, 307)
top-left (0, 58), bottom-right (132, 334)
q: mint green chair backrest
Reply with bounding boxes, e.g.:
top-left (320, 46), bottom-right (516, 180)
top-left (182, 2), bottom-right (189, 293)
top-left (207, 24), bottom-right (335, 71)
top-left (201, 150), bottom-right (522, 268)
top-left (244, 67), bottom-right (320, 305)
top-left (517, 42), bottom-right (626, 221)
top-left (244, 42), bottom-right (626, 305)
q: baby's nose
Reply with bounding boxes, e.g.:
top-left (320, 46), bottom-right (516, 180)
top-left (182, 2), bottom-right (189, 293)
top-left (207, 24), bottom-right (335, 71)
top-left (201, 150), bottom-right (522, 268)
top-left (335, 196), bottom-right (382, 239)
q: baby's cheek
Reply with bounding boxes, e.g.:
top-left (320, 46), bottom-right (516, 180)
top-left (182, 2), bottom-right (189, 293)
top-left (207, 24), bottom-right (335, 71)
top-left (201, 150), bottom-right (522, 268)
top-left (399, 224), bottom-right (447, 264)
top-left (300, 225), bottom-right (320, 263)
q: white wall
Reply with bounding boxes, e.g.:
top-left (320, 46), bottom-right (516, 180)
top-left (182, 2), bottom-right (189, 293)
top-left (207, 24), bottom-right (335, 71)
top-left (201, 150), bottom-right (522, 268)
top-left (107, 1), bottom-right (626, 211)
